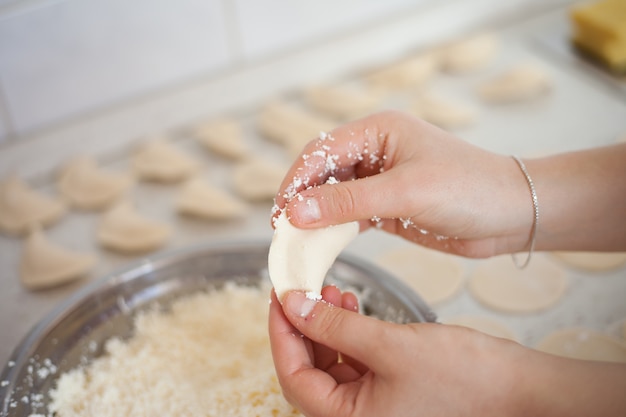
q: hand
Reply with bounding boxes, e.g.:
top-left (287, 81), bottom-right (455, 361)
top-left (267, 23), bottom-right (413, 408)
top-left (269, 287), bottom-right (526, 417)
top-left (273, 110), bottom-right (534, 258)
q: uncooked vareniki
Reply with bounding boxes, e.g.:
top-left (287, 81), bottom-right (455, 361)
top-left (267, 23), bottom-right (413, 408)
top-left (97, 201), bottom-right (170, 253)
top-left (439, 32), bottom-right (499, 73)
top-left (193, 118), bottom-right (250, 160)
top-left (304, 84), bottom-right (381, 120)
top-left (20, 227), bottom-right (95, 290)
top-left (132, 139), bottom-right (198, 183)
top-left (412, 93), bottom-right (476, 129)
top-left (0, 175), bottom-right (65, 236)
top-left (57, 156), bottom-right (132, 210)
top-left (268, 210), bottom-right (359, 300)
top-left (232, 158), bottom-right (287, 202)
top-left (177, 177), bottom-right (249, 220)
top-left (477, 63), bottom-right (551, 103)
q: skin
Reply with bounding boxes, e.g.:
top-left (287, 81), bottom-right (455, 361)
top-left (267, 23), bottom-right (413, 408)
top-left (268, 111), bottom-right (626, 416)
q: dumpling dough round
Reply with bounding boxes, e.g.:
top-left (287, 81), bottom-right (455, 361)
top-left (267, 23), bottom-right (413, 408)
top-left (375, 245), bottom-right (465, 305)
top-left (132, 139), bottom-right (198, 183)
top-left (412, 93), bottom-right (477, 129)
top-left (439, 32), bottom-right (499, 73)
top-left (478, 63), bottom-right (550, 103)
top-left (58, 156), bottom-right (133, 210)
top-left (97, 201), bottom-right (170, 254)
top-left (268, 210), bottom-right (359, 300)
top-left (232, 158), bottom-right (287, 202)
top-left (468, 255), bottom-right (567, 313)
top-left (0, 175), bottom-right (65, 236)
top-left (20, 227), bottom-right (95, 290)
top-left (536, 328), bottom-right (626, 363)
top-left (193, 118), bottom-right (250, 160)
top-left (177, 177), bottom-right (249, 220)
top-left (551, 251), bottom-right (626, 272)
top-left (443, 315), bottom-right (517, 341)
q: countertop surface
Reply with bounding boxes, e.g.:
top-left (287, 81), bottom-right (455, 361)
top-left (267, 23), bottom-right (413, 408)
top-left (2, 3), bottom-right (626, 369)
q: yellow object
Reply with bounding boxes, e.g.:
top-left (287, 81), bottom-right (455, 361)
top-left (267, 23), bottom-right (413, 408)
top-left (570, 0), bottom-right (626, 72)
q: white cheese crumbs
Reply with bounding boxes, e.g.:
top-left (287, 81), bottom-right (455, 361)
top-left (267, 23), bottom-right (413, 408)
top-left (48, 283), bottom-right (302, 417)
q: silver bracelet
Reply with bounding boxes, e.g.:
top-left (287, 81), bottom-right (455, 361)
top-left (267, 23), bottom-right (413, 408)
top-left (511, 155), bottom-right (539, 269)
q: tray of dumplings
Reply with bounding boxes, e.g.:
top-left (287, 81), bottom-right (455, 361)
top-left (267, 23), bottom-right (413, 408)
top-left (1, 4), bottom-right (626, 368)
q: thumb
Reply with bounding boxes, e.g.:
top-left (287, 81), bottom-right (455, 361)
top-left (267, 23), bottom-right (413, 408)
top-left (285, 171), bottom-right (409, 228)
top-left (282, 290), bottom-right (396, 372)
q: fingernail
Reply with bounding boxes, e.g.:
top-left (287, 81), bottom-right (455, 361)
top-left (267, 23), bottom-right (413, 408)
top-left (297, 197), bottom-right (321, 224)
top-left (285, 291), bottom-right (318, 318)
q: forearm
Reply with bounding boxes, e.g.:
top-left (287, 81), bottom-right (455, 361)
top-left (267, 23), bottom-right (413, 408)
top-left (525, 143), bottom-right (626, 252)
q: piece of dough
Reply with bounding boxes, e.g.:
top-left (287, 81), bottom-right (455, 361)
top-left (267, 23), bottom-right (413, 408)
top-left (132, 139), bottom-right (198, 183)
top-left (551, 251), bottom-right (626, 272)
top-left (57, 156), bottom-right (133, 210)
top-left (477, 63), bottom-right (551, 103)
top-left (193, 118), bottom-right (249, 160)
top-left (257, 101), bottom-right (335, 158)
top-left (439, 32), bottom-right (499, 73)
top-left (468, 255), bottom-right (567, 313)
top-left (177, 177), bottom-right (249, 220)
top-left (268, 210), bottom-right (359, 300)
top-left (20, 227), bottom-right (95, 290)
top-left (536, 328), bottom-right (626, 363)
top-left (0, 175), bottom-right (65, 236)
top-left (97, 201), bottom-right (170, 254)
top-left (232, 158), bottom-right (287, 202)
top-left (304, 84), bottom-right (381, 120)
top-left (375, 245), bottom-right (465, 305)
top-left (412, 93), bottom-right (477, 129)
top-left (443, 315), bottom-right (517, 341)
top-left (364, 53), bottom-right (438, 91)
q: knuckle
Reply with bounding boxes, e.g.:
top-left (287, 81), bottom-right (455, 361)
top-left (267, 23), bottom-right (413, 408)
top-left (326, 182), bottom-right (359, 221)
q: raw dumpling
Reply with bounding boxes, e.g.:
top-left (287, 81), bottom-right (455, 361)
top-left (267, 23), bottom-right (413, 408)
top-left (477, 64), bottom-right (551, 103)
top-left (257, 101), bottom-right (336, 157)
top-left (412, 93), bottom-right (477, 129)
top-left (304, 84), bottom-right (381, 120)
top-left (193, 118), bottom-right (250, 160)
top-left (536, 328), bottom-right (626, 363)
top-left (97, 201), bottom-right (170, 254)
top-left (177, 177), bottom-right (249, 220)
top-left (0, 175), bottom-right (65, 236)
top-left (232, 158), bottom-right (287, 202)
top-left (57, 156), bottom-right (132, 210)
top-left (132, 139), bottom-right (198, 183)
top-left (268, 210), bottom-right (359, 300)
top-left (439, 33), bottom-right (499, 73)
top-left (364, 53), bottom-right (438, 91)
top-left (468, 254), bottom-right (567, 313)
top-left (20, 227), bottom-right (95, 290)
top-left (375, 245), bottom-right (465, 305)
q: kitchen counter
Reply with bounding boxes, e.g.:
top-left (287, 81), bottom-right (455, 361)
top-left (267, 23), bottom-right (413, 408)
top-left (2, 1), bottom-right (626, 369)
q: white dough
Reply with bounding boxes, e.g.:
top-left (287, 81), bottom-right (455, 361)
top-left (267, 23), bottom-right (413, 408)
top-left (478, 63), bottom-right (551, 103)
top-left (536, 328), bottom-right (626, 363)
top-left (132, 139), bottom-right (198, 183)
top-left (257, 101), bottom-right (335, 157)
top-left (375, 245), bottom-right (465, 305)
top-left (232, 158), bottom-right (287, 202)
top-left (268, 210), bottom-right (359, 300)
top-left (193, 118), bottom-right (249, 160)
top-left (304, 84), bottom-right (381, 120)
top-left (97, 201), bottom-right (170, 254)
top-left (364, 53), bottom-right (438, 91)
top-left (177, 177), bottom-right (249, 220)
top-left (443, 315), bottom-right (517, 341)
top-left (0, 175), bottom-right (65, 236)
top-left (412, 93), bottom-right (477, 129)
top-left (551, 251), bottom-right (626, 272)
top-left (57, 156), bottom-right (133, 210)
top-left (468, 254), bottom-right (567, 313)
top-left (439, 32), bottom-right (499, 73)
top-left (20, 227), bottom-right (95, 290)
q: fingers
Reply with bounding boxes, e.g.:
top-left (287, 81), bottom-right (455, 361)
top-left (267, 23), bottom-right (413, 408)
top-left (281, 290), bottom-right (397, 374)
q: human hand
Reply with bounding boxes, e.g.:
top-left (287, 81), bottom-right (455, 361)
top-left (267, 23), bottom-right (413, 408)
top-left (272, 110), bottom-right (534, 258)
top-left (269, 286), bottom-right (527, 417)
